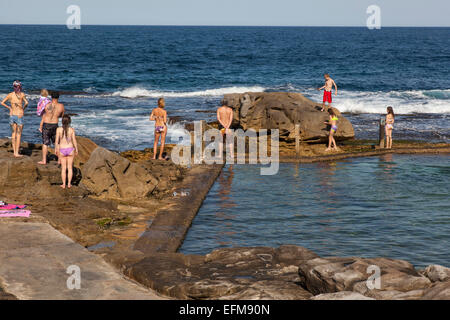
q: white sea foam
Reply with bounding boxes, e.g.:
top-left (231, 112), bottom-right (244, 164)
top-left (111, 85), bottom-right (267, 99)
top-left (306, 89), bottom-right (450, 114)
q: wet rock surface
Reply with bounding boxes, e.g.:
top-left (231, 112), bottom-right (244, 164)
top-left (122, 245), bottom-right (449, 300)
top-left (222, 92), bottom-right (354, 141)
top-left (124, 246), bottom-right (315, 300)
top-left (125, 248), bottom-right (450, 299)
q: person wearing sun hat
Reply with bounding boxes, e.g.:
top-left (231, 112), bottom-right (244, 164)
top-left (1, 81), bottom-right (29, 157)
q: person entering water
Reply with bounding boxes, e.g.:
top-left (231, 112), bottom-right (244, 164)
top-left (1, 81), bottom-right (29, 158)
top-left (317, 73), bottom-right (338, 112)
top-left (55, 115), bottom-right (78, 189)
top-left (325, 108), bottom-right (339, 152)
top-left (150, 98), bottom-right (168, 160)
top-left (385, 106), bottom-right (395, 149)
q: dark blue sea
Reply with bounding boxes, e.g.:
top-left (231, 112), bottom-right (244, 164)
top-left (0, 25), bottom-right (449, 150)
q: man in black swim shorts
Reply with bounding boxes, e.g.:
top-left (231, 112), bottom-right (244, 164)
top-left (38, 91), bottom-right (65, 164)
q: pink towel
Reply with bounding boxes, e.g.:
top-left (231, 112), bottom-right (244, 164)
top-left (0, 204), bottom-right (27, 210)
top-left (0, 210), bottom-right (31, 217)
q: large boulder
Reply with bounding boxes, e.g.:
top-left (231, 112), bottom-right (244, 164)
top-left (81, 147), bottom-right (159, 199)
top-left (0, 154), bottom-right (39, 188)
top-left (421, 265), bottom-right (450, 282)
top-left (298, 257), bottom-right (432, 296)
top-left (222, 92), bottom-right (354, 141)
top-left (74, 136), bottom-right (98, 167)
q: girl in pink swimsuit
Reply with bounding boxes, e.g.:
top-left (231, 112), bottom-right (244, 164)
top-left (55, 115), bottom-right (78, 189)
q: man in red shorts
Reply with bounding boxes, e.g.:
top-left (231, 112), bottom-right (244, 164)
top-left (317, 73), bottom-right (338, 112)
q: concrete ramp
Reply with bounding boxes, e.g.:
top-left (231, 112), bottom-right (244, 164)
top-left (0, 222), bottom-right (165, 300)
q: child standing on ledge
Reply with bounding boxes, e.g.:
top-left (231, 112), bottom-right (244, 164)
top-left (55, 115), bottom-right (78, 189)
top-left (317, 73), bottom-right (338, 112)
top-left (385, 106), bottom-right (395, 149)
top-left (325, 108), bottom-right (339, 152)
top-left (150, 98), bottom-right (168, 160)
top-left (38, 89), bottom-right (51, 132)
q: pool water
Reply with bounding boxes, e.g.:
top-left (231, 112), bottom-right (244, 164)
top-left (180, 155), bottom-right (450, 268)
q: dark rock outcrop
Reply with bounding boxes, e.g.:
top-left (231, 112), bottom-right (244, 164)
top-left (81, 147), bottom-right (158, 199)
top-left (81, 147), bottom-right (183, 199)
top-left (222, 92), bottom-right (354, 141)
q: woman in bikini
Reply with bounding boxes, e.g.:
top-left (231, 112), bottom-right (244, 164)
top-left (149, 98), bottom-right (168, 160)
top-left (55, 115), bottom-right (78, 189)
top-left (325, 108), bottom-right (339, 152)
top-left (385, 106), bottom-right (395, 149)
top-left (1, 81), bottom-right (29, 157)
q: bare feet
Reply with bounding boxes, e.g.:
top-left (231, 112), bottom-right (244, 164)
top-left (67, 185), bottom-right (72, 189)
top-left (14, 154), bottom-right (23, 158)
top-left (38, 161), bottom-right (46, 165)
top-left (60, 184), bottom-right (66, 189)
top-left (325, 148), bottom-right (331, 152)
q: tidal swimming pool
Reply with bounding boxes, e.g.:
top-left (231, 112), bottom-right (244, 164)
top-left (180, 154), bottom-right (450, 268)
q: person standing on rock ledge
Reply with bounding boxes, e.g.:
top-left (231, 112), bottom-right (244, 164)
top-left (1, 81), bottom-right (29, 158)
top-left (55, 115), bottom-right (78, 189)
top-left (217, 100), bottom-right (234, 159)
top-left (150, 98), bottom-right (168, 160)
top-left (38, 91), bottom-right (65, 165)
top-left (317, 73), bottom-right (338, 112)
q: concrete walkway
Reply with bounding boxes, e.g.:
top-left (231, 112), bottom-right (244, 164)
top-left (0, 221), bottom-right (165, 300)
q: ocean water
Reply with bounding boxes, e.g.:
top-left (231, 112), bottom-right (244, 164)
top-left (180, 155), bottom-right (450, 268)
top-left (0, 25), bottom-right (449, 150)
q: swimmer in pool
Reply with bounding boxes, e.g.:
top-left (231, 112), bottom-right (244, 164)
top-left (150, 98), bottom-right (168, 160)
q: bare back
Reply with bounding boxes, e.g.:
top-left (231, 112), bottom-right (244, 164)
top-left (42, 101), bottom-right (65, 124)
top-left (151, 107), bottom-right (167, 127)
top-left (217, 106), bottom-right (233, 128)
top-left (56, 127), bottom-right (75, 148)
top-left (386, 114), bottom-right (394, 124)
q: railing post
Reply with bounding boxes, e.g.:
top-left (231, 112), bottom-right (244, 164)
top-left (295, 124), bottom-right (300, 157)
top-left (379, 118), bottom-right (386, 149)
